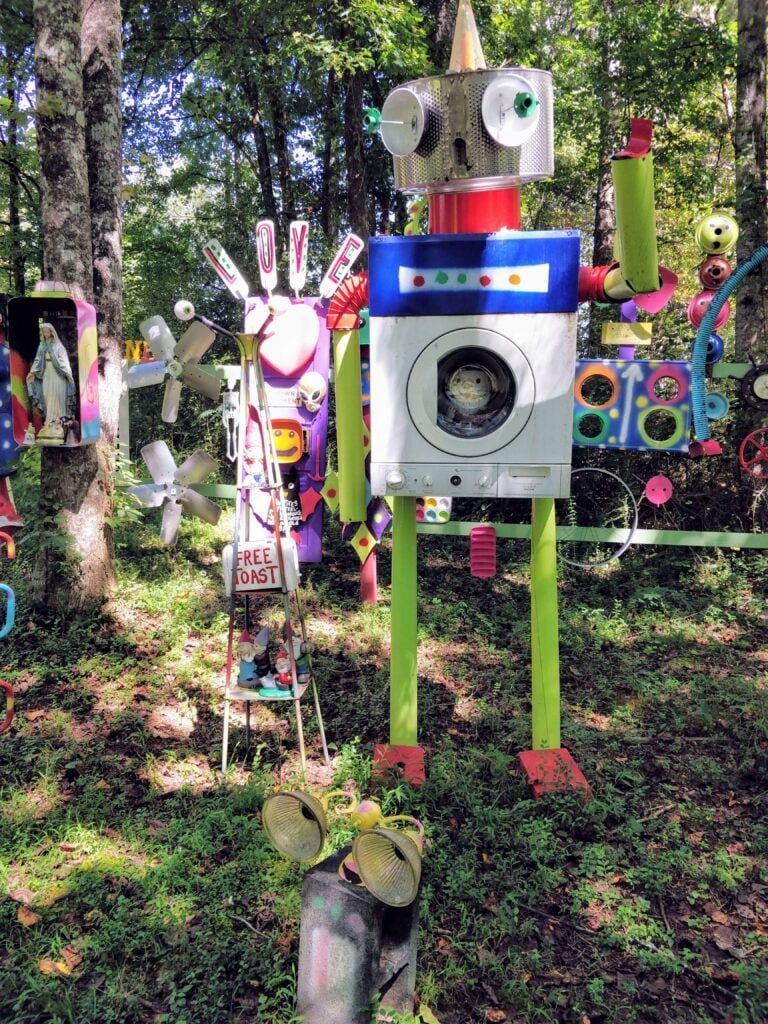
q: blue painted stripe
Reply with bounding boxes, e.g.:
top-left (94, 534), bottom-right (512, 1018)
top-left (369, 231), bottom-right (581, 316)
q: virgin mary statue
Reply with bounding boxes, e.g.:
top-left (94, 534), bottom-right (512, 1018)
top-left (26, 323), bottom-right (76, 443)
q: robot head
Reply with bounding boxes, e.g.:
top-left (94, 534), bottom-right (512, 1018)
top-left (376, 0), bottom-right (553, 193)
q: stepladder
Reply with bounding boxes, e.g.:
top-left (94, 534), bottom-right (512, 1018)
top-left (221, 327), bottom-right (330, 776)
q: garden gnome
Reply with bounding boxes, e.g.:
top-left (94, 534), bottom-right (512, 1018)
top-left (283, 630), bottom-right (313, 685)
top-left (252, 625), bottom-right (273, 682)
top-left (237, 629), bottom-right (256, 685)
top-left (273, 647), bottom-right (292, 690)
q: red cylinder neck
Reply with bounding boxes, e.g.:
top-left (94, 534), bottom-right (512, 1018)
top-left (428, 188), bottom-right (522, 235)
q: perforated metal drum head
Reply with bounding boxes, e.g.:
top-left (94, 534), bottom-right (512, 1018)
top-left (389, 67), bottom-right (554, 193)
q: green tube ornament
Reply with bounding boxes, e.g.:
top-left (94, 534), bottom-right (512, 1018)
top-left (333, 328), bottom-right (368, 523)
top-left (611, 134), bottom-right (660, 296)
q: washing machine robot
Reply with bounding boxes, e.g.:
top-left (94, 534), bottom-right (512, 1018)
top-left (369, 229), bottom-right (580, 499)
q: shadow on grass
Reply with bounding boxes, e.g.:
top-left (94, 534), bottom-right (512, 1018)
top-left (2, 523), bottom-right (768, 1023)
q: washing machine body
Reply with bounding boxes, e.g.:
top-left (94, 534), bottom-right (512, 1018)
top-left (368, 231), bottom-right (580, 499)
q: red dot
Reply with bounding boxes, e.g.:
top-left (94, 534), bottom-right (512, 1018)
top-left (413, 275), bottom-right (425, 287)
top-left (479, 275), bottom-right (492, 286)
top-left (359, 538), bottom-right (370, 547)
top-left (327, 488), bottom-right (337, 498)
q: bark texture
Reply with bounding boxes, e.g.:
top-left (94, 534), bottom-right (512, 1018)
top-left (31, 0), bottom-right (122, 610)
top-left (242, 70), bottom-right (278, 224)
top-left (735, 0), bottom-right (768, 358)
top-left (82, 0), bottom-right (123, 447)
top-left (34, 0), bottom-right (93, 293)
top-left (342, 68), bottom-right (369, 249)
top-left (5, 68), bottom-right (27, 295)
top-left (319, 69), bottom-right (339, 240)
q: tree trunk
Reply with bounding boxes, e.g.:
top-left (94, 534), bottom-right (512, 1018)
top-left (319, 69), bottom-right (339, 241)
top-left (31, 0), bottom-right (121, 610)
top-left (34, 0), bottom-right (92, 291)
top-left (82, 0), bottom-right (123, 447)
top-left (5, 69), bottom-right (27, 295)
top-left (735, 0), bottom-right (767, 358)
top-left (426, 0), bottom-right (453, 69)
top-left (262, 64), bottom-right (292, 240)
top-left (342, 68), bottom-right (369, 246)
top-left (242, 71), bottom-right (278, 223)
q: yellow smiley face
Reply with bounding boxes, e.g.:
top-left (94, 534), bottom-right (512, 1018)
top-left (271, 419), bottom-right (303, 463)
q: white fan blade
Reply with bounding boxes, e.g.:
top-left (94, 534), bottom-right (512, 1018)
top-left (160, 501), bottom-right (183, 544)
top-left (180, 363), bottom-right (222, 401)
top-left (140, 439), bottom-right (177, 486)
top-left (161, 378), bottom-right (183, 423)
top-left (127, 483), bottom-right (167, 508)
top-left (174, 321), bottom-right (216, 365)
top-left (175, 450), bottom-right (217, 487)
top-left (126, 361), bottom-right (168, 389)
top-left (139, 315), bottom-right (176, 362)
top-left (179, 488), bottom-right (222, 525)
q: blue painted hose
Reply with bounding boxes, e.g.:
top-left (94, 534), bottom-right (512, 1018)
top-left (692, 244), bottom-right (768, 439)
top-left (0, 584), bottom-right (14, 640)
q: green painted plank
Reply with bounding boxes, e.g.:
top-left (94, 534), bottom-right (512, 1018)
top-left (531, 498), bottom-right (560, 750)
top-left (190, 488), bottom-right (768, 547)
top-left (390, 496), bottom-right (419, 747)
top-left (417, 522), bottom-right (768, 549)
top-left (711, 362), bottom-right (750, 380)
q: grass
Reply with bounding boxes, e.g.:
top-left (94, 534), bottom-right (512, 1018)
top-left (0, 515), bottom-right (767, 1023)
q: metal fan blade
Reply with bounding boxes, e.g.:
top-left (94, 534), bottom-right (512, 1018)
top-left (127, 483), bottom-right (167, 508)
top-left (180, 363), bottom-right (222, 401)
top-left (178, 488), bottom-right (222, 525)
top-left (160, 501), bottom-right (183, 545)
top-left (174, 321), bottom-right (216, 365)
top-left (140, 439), bottom-right (177, 486)
top-left (139, 315), bottom-right (176, 362)
top-left (161, 378), bottom-right (183, 423)
top-left (126, 360), bottom-right (168, 389)
top-left (175, 449), bottom-right (217, 487)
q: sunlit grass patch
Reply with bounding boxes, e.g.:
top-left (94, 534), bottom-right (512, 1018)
top-left (0, 772), bottom-right (66, 830)
top-left (139, 751), bottom-right (218, 794)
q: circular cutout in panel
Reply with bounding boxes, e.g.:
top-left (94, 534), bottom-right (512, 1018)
top-left (637, 406), bottom-right (685, 448)
top-left (575, 368), bottom-right (617, 409)
top-left (651, 375), bottom-right (680, 403)
top-left (647, 365), bottom-right (688, 405)
top-left (573, 410), bottom-right (610, 444)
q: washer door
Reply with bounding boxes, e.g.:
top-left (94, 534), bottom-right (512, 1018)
top-left (406, 327), bottom-right (535, 457)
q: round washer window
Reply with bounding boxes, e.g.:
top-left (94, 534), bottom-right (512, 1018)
top-left (406, 325), bottom-right (536, 458)
top-left (437, 348), bottom-right (516, 439)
